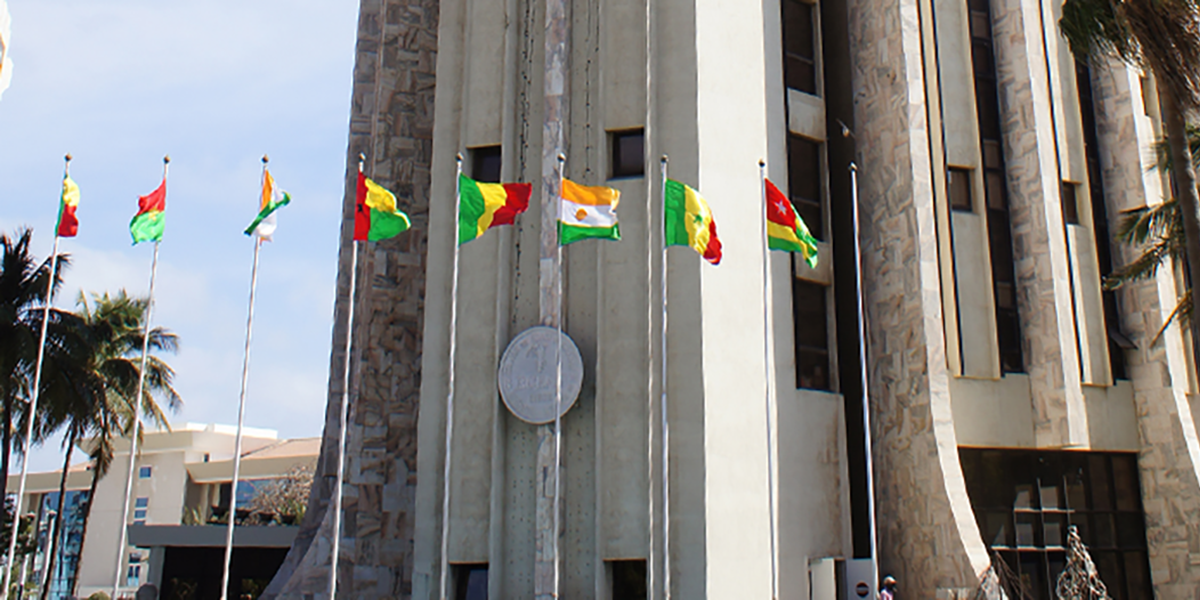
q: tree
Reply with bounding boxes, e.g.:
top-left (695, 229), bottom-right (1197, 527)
top-left (1061, 0), bottom-right (1200, 362)
top-left (43, 291), bottom-right (181, 599)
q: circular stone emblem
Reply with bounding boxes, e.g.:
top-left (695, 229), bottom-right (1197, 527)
top-left (498, 326), bottom-right (584, 424)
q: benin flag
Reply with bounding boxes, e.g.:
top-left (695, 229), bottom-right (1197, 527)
top-left (458, 174), bottom-right (532, 245)
top-left (244, 168), bottom-right (291, 240)
top-left (664, 179), bottom-right (722, 265)
top-left (559, 179), bottom-right (620, 245)
top-left (57, 176), bottom-right (80, 238)
top-left (354, 173), bottom-right (411, 242)
top-left (130, 180), bottom-right (166, 244)
top-left (765, 179), bottom-right (818, 268)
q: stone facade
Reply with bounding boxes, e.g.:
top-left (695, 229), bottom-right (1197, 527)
top-left (263, 0), bottom-right (438, 597)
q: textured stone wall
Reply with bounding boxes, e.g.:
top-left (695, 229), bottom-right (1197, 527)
top-left (847, 0), bottom-right (994, 597)
top-left (264, 0), bottom-right (438, 597)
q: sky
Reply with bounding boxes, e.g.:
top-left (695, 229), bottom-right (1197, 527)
top-left (0, 0), bottom-right (360, 472)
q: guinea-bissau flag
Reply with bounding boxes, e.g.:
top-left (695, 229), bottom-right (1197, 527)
top-left (664, 179), bottom-right (722, 265)
top-left (130, 179), bottom-right (166, 244)
top-left (765, 178), bottom-right (818, 268)
top-left (56, 176), bottom-right (80, 238)
top-left (559, 179), bottom-right (620, 245)
top-left (458, 174), bottom-right (532, 245)
top-left (354, 173), bottom-right (411, 242)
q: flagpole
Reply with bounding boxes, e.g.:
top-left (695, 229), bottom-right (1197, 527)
top-left (849, 162), bottom-right (880, 587)
top-left (658, 155), bottom-right (671, 600)
top-left (111, 156), bottom-right (168, 600)
top-left (438, 154), bottom-right (464, 600)
top-left (552, 152), bottom-right (566, 600)
top-left (757, 160), bottom-right (780, 600)
top-left (1, 155), bottom-right (70, 599)
top-left (219, 156), bottom-right (270, 600)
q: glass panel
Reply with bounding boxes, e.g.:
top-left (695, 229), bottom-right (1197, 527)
top-left (792, 279), bottom-right (830, 391)
top-left (1014, 483), bottom-right (1035, 508)
top-left (1061, 182), bottom-right (1080, 224)
top-left (1092, 552), bottom-right (1125, 600)
top-left (1040, 480), bottom-right (1063, 509)
top-left (133, 510), bottom-right (147, 520)
top-left (1122, 551), bottom-right (1150, 599)
top-left (1047, 551), bottom-right (1067, 597)
top-left (1015, 513), bottom-right (1040, 547)
top-left (969, 12), bottom-right (990, 38)
top-left (1018, 554), bottom-right (1047, 600)
top-left (1092, 514), bottom-right (1116, 548)
top-left (135, 497), bottom-right (149, 509)
top-left (1069, 515), bottom-right (1092, 548)
top-left (1110, 455), bottom-right (1140, 511)
top-left (470, 146), bottom-right (502, 183)
top-left (1065, 470), bottom-right (1087, 510)
top-left (948, 168), bottom-right (973, 211)
top-left (787, 135), bottom-right (822, 238)
top-left (1115, 514), bottom-right (1145, 549)
top-left (985, 172), bottom-right (1007, 210)
top-left (1043, 513), bottom-right (1066, 547)
top-left (976, 80), bottom-right (1001, 139)
top-left (612, 131), bottom-right (645, 178)
top-left (794, 199), bottom-right (822, 242)
top-left (785, 58), bottom-right (817, 95)
top-left (983, 141), bottom-right (1004, 169)
top-left (782, 0), bottom-right (814, 59)
top-left (984, 511), bottom-right (1013, 547)
top-left (1090, 455), bottom-right (1113, 510)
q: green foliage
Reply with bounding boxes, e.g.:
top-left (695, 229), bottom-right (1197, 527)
top-left (85, 592), bottom-right (110, 600)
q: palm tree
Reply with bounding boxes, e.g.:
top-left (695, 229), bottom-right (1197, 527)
top-left (1061, 0), bottom-right (1200, 359)
top-left (39, 291), bottom-right (180, 600)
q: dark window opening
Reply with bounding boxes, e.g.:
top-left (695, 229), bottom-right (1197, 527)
top-left (782, 0), bottom-right (818, 94)
top-left (1076, 60), bottom-right (1130, 379)
top-left (453, 563), bottom-right (488, 600)
top-left (469, 146), bottom-right (502, 183)
top-left (948, 168), bottom-right (974, 211)
top-left (1061, 182), bottom-right (1080, 225)
top-left (793, 278), bottom-right (831, 391)
top-left (969, 0), bottom-right (1024, 373)
top-left (960, 449), bottom-right (1152, 600)
top-left (609, 560), bottom-right (647, 600)
top-left (611, 129), bottom-right (645, 178)
top-left (787, 134), bottom-right (824, 239)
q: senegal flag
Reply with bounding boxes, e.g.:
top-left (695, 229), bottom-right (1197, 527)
top-left (57, 176), bottom-right (80, 238)
top-left (458, 174), bottom-right (532, 245)
top-left (559, 179), bottom-right (620, 245)
top-left (354, 173), bottom-right (411, 241)
top-left (245, 168), bottom-right (291, 240)
top-left (664, 179), bottom-right (721, 265)
top-left (765, 178), bottom-right (818, 268)
top-left (130, 180), bottom-right (166, 244)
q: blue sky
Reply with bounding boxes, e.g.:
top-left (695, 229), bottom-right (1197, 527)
top-left (0, 0), bottom-right (360, 471)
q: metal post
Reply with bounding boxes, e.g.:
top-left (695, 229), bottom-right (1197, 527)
top-left (658, 156), bottom-right (671, 600)
top-left (438, 154), bottom-right (465, 600)
top-left (849, 163), bottom-right (879, 587)
top-left (757, 160), bottom-right (780, 600)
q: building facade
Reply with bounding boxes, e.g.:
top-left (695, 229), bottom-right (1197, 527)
top-left (267, 0), bottom-right (1200, 598)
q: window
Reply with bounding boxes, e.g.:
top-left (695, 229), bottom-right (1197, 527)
top-left (793, 279), bottom-right (831, 391)
top-left (960, 449), bottom-right (1152, 600)
top-left (969, 0), bottom-right (1024, 373)
top-left (453, 564), bottom-right (488, 600)
top-left (133, 510), bottom-right (147, 520)
top-left (948, 168), bottom-right (973, 211)
top-left (126, 565), bottom-right (141, 587)
top-left (470, 145), bottom-right (502, 183)
top-left (787, 134), bottom-right (824, 239)
top-left (781, 0), bottom-right (817, 94)
top-left (1061, 182), bottom-right (1080, 225)
top-left (135, 497), bottom-right (149, 509)
top-left (609, 560), bottom-right (647, 600)
top-left (610, 129), bottom-right (645, 178)
top-left (138, 466), bottom-right (152, 479)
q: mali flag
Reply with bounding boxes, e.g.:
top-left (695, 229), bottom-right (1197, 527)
top-left (458, 174), bottom-right (531, 245)
top-left (57, 176), bottom-right (80, 238)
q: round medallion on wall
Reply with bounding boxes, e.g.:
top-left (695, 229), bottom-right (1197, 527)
top-left (498, 326), bottom-right (583, 424)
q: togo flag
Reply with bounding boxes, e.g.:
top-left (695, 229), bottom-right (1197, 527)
top-left (558, 179), bottom-right (620, 245)
top-left (244, 168), bottom-right (291, 240)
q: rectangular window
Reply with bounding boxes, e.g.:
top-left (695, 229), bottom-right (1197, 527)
top-left (469, 145), bottom-right (502, 183)
top-left (1061, 182), bottom-right (1080, 225)
top-left (948, 168), bottom-right (973, 211)
top-left (133, 510), bottom-right (147, 520)
top-left (787, 134), bottom-right (824, 239)
top-left (609, 559), bottom-right (647, 600)
top-left (452, 564), bottom-right (488, 600)
top-left (126, 565), bottom-right (140, 587)
top-left (138, 466), bottom-right (152, 479)
top-left (610, 129), bottom-right (645, 178)
top-left (781, 0), bottom-right (818, 94)
top-left (135, 497), bottom-right (149, 509)
top-left (793, 278), bottom-right (831, 391)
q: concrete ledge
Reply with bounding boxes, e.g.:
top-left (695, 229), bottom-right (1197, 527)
top-left (128, 524), bottom-right (298, 548)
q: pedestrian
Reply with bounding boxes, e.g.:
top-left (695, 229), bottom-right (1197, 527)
top-left (880, 575), bottom-right (897, 600)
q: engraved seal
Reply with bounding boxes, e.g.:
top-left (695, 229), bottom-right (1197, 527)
top-left (498, 326), bottom-right (583, 424)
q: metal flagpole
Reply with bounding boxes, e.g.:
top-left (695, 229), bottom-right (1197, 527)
top-left (219, 156), bottom-right (270, 600)
top-left (112, 156), bottom-right (169, 600)
top-left (658, 155), bottom-right (671, 600)
top-left (1, 155), bottom-right (70, 599)
top-left (757, 160), bottom-right (780, 600)
top-left (438, 154), bottom-right (464, 600)
top-left (552, 152), bottom-right (566, 600)
top-left (643, 1), bottom-right (656, 596)
top-left (849, 162), bottom-right (880, 588)
top-left (330, 157), bottom-right (367, 600)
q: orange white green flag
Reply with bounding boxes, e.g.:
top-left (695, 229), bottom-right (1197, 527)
top-left (664, 179), bottom-right (722, 265)
top-left (57, 175), bottom-right (80, 238)
top-left (765, 178), bottom-right (818, 267)
top-left (559, 179), bottom-right (620, 245)
top-left (244, 168), bottom-right (291, 240)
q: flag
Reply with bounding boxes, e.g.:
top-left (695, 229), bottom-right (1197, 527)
top-left (354, 173), bottom-right (410, 242)
top-left (130, 180), bottom-right (166, 244)
top-left (244, 168), bottom-right (291, 240)
top-left (559, 179), bottom-right (620, 245)
top-left (458, 174), bottom-right (531, 245)
top-left (765, 178), bottom-right (818, 268)
top-left (56, 176), bottom-right (80, 238)
top-left (664, 179), bottom-right (722, 265)
top-left (0, 0), bottom-right (11, 100)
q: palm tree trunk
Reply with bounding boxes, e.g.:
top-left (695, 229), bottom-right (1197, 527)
top-left (1158, 82), bottom-right (1200, 373)
top-left (38, 428), bottom-right (75, 600)
top-left (68, 457), bottom-right (101, 597)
